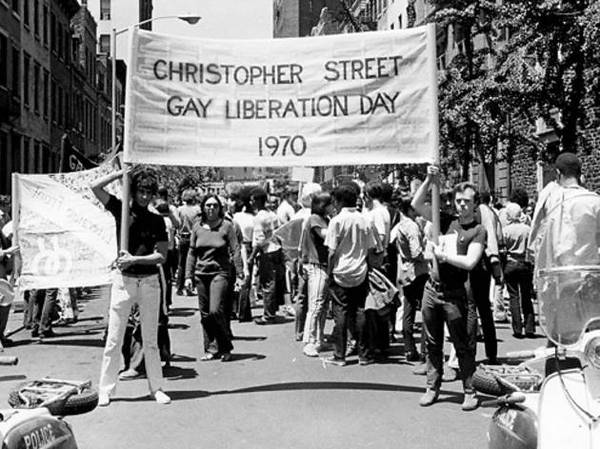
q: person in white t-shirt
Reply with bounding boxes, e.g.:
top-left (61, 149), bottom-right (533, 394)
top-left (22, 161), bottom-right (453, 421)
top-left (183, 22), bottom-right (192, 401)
top-left (322, 183), bottom-right (382, 366)
top-left (276, 188), bottom-right (298, 225)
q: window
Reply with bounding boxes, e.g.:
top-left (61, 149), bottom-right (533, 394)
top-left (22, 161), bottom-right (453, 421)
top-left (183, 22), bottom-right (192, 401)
top-left (33, 0), bottom-right (39, 36)
top-left (63, 28), bottom-right (69, 63)
top-left (11, 132), bottom-right (21, 174)
top-left (0, 34), bottom-right (7, 87)
top-left (99, 34), bottom-right (110, 54)
top-left (42, 4), bottom-right (48, 45)
top-left (33, 140), bottom-right (40, 173)
top-left (23, 0), bottom-right (29, 27)
top-left (23, 52), bottom-right (30, 106)
top-left (57, 22), bottom-right (62, 59)
top-left (63, 90), bottom-right (68, 126)
top-left (23, 137), bottom-right (30, 172)
top-left (57, 85), bottom-right (63, 127)
top-left (100, 0), bottom-right (110, 20)
top-left (33, 61), bottom-right (39, 113)
top-left (50, 78), bottom-right (55, 122)
top-left (11, 47), bottom-right (19, 98)
top-left (42, 69), bottom-right (48, 118)
top-left (0, 132), bottom-right (8, 193)
top-left (50, 12), bottom-right (55, 52)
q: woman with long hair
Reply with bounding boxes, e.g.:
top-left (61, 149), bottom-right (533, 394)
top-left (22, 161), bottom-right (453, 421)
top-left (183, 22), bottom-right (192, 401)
top-left (185, 195), bottom-right (243, 361)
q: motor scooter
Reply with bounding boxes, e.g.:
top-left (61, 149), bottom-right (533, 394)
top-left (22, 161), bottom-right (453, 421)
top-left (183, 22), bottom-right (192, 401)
top-left (484, 192), bottom-right (600, 449)
top-left (0, 356), bottom-right (98, 449)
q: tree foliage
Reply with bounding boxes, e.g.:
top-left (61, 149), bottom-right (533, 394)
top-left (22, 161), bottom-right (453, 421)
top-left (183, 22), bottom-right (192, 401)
top-left (428, 0), bottom-right (600, 184)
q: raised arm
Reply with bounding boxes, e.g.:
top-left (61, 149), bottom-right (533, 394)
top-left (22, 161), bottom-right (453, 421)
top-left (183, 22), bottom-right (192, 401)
top-left (90, 169), bottom-right (124, 207)
top-left (411, 165), bottom-right (439, 222)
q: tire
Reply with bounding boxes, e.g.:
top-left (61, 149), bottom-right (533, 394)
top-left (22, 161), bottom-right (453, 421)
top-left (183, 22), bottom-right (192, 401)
top-left (8, 382), bottom-right (99, 415)
top-left (473, 364), bottom-right (542, 396)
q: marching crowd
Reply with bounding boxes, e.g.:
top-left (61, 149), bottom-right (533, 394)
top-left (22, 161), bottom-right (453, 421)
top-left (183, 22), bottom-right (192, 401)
top-left (0, 151), bottom-right (595, 412)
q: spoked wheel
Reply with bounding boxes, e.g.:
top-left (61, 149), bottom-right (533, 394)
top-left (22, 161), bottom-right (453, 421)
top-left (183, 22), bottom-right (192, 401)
top-left (473, 364), bottom-right (543, 396)
top-left (8, 380), bottom-right (98, 415)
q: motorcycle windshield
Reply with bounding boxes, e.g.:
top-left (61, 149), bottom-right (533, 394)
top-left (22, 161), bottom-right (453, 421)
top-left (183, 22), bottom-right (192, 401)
top-left (531, 187), bottom-right (600, 347)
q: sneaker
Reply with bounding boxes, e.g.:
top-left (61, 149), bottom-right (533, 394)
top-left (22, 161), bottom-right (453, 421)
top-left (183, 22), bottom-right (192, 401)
top-left (283, 305), bottom-right (296, 318)
top-left (345, 341), bottom-right (357, 357)
top-left (98, 393), bottom-right (110, 407)
top-left (461, 393), bottom-right (479, 411)
top-left (40, 330), bottom-right (57, 338)
top-left (153, 390), bottom-right (171, 404)
top-left (254, 316), bottom-right (275, 325)
top-left (176, 289), bottom-right (184, 296)
top-left (321, 355), bottom-right (346, 367)
top-left (442, 366), bottom-right (459, 382)
top-left (303, 344), bottom-right (319, 357)
top-left (119, 369), bottom-right (143, 380)
top-left (419, 388), bottom-right (439, 407)
top-left (412, 362), bottom-right (427, 376)
top-left (406, 351), bottom-right (421, 362)
top-left (359, 357), bottom-right (375, 366)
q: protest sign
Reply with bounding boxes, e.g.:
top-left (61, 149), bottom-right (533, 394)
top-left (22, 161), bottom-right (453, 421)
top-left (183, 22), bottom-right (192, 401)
top-left (13, 160), bottom-right (120, 290)
top-left (124, 24), bottom-right (438, 167)
top-left (291, 167), bottom-right (315, 183)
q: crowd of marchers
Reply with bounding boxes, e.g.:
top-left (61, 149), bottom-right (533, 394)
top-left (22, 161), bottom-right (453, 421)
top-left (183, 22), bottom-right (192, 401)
top-left (1, 152), bottom-right (598, 411)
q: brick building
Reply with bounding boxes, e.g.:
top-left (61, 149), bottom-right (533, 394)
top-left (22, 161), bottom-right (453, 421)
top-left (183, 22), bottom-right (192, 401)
top-left (0, 0), bottom-right (115, 196)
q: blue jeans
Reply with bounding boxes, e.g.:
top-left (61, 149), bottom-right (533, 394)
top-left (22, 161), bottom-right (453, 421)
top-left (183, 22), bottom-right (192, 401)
top-left (196, 273), bottom-right (233, 354)
top-left (422, 280), bottom-right (475, 393)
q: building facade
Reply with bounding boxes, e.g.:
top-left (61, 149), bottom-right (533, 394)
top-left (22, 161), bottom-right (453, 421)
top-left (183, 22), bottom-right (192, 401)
top-left (0, 0), bottom-right (115, 196)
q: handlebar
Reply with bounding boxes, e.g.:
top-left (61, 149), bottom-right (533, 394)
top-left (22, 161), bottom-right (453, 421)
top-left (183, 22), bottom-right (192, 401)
top-left (505, 350), bottom-right (537, 359)
top-left (0, 356), bottom-right (18, 366)
top-left (482, 392), bottom-right (527, 407)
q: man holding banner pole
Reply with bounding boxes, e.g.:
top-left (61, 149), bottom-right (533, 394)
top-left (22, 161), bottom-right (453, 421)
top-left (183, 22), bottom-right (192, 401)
top-left (90, 167), bottom-right (171, 406)
top-left (412, 166), bottom-right (481, 411)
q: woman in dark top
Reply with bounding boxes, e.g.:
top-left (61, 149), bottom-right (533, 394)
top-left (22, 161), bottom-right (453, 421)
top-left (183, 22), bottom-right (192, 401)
top-left (300, 192), bottom-right (334, 357)
top-left (185, 195), bottom-right (243, 361)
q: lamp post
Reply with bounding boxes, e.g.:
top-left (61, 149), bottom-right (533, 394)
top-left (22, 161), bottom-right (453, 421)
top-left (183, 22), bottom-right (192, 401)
top-left (110, 15), bottom-right (201, 249)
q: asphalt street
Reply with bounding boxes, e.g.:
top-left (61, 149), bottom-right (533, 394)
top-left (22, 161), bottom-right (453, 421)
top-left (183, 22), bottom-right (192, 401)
top-left (0, 290), bottom-right (542, 449)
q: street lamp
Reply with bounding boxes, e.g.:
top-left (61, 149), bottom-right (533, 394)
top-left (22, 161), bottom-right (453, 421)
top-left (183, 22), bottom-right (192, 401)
top-left (110, 15), bottom-right (201, 249)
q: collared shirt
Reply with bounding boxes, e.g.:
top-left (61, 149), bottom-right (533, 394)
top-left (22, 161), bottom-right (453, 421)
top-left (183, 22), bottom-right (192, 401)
top-left (503, 221), bottom-right (530, 259)
top-left (393, 214), bottom-right (428, 281)
top-left (365, 201), bottom-right (391, 250)
top-left (529, 183), bottom-right (600, 266)
top-left (325, 207), bottom-right (380, 288)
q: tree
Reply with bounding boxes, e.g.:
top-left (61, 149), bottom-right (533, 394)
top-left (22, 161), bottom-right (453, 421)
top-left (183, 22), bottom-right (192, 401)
top-left (429, 0), bottom-right (600, 185)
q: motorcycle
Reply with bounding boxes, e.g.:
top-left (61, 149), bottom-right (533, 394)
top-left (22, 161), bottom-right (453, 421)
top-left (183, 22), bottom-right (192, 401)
top-left (482, 191), bottom-right (600, 449)
top-left (0, 356), bottom-right (98, 449)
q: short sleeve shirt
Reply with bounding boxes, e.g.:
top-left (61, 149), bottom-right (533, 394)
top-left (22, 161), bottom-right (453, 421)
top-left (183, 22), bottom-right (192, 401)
top-left (300, 214), bottom-right (328, 266)
top-left (106, 195), bottom-right (167, 276)
top-left (325, 207), bottom-right (380, 288)
top-left (439, 219), bottom-right (487, 289)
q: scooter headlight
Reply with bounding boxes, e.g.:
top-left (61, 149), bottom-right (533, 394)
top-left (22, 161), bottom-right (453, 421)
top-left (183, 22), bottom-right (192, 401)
top-left (584, 336), bottom-right (600, 369)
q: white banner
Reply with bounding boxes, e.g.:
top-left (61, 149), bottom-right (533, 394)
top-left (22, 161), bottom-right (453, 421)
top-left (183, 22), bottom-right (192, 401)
top-left (124, 25), bottom-right (438, 167)
top-left (14, 163), bottom-right (120, 290)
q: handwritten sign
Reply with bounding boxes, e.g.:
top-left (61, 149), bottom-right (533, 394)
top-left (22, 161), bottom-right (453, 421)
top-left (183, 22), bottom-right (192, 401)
top-left (124, 25), bottom-right (438, 167)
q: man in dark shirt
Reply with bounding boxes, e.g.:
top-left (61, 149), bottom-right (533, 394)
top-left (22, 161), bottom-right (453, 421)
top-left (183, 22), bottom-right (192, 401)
top-left (412, 166), bottom-right (486, 411)
top-left (91, 167), bottom-right (171, 407)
